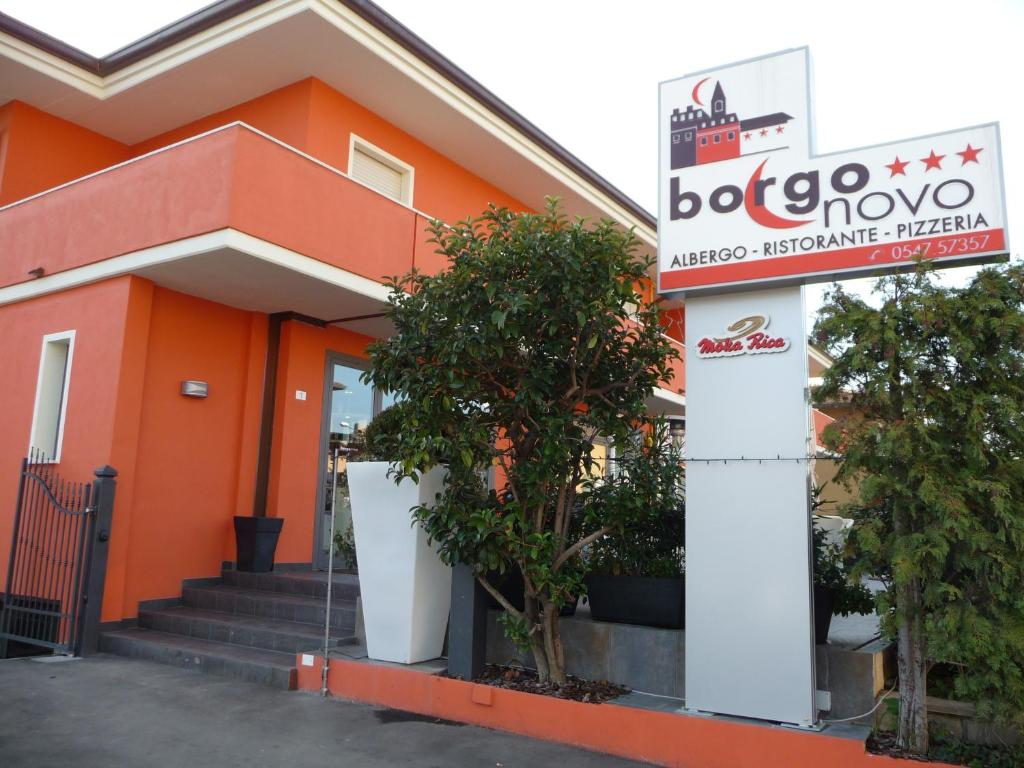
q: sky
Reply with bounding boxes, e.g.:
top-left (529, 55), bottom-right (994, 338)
top-left (2, 0), bottom-right (1021, 322)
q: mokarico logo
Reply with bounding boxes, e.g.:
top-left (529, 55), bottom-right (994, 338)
top-left (695, 314), bottom-right (790, 359)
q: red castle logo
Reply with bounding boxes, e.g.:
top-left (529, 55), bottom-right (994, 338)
top-left (669, 79), bottom-right (792, 171)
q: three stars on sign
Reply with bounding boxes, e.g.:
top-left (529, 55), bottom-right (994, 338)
top-left (885, 144), bottom-right (982, 177)
top-left (744, 126), bottom-right (785, 141)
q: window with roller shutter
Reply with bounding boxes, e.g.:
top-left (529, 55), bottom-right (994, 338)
top-left (348, 136), bottom-right (414, 205)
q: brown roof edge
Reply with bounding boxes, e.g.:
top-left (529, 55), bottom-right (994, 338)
top-left (0, 10), bottom-right (101, 72)
top-left (0, 0), bottom-right (656, 230)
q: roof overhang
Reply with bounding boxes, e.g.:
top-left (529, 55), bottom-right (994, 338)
top-left (0, 0), bottom-right (655, 248)
top-left (646, 387), bottom-right (686, 418)
top-left (0, 228), bottom-right (395, 337)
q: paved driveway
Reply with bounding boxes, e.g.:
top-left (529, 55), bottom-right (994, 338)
top-left (0, 654), bottom-right (642, 768)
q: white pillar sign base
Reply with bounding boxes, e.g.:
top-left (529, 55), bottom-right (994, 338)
top-left (659, 45), bottom-right (1009, 729)
top-left (684, 286), bottom-right (815, 726)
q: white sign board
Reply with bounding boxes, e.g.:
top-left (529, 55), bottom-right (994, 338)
top-left (684, 286), bottom-right (815, 726)
top-left (658, 48), bottom-right (1009, 295)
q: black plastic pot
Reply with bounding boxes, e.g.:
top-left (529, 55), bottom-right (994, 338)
top-left (483, 570), bottom-right (578, 616)
top-left (233, 516), bottom-right (284, 573)
top-left (585, 574), bottom-right (685, 629)
top-left (813, 584), bottom-right (834, 644)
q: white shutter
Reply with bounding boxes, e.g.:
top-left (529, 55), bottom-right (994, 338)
top-left (351, 147), bottom-right (405, 202)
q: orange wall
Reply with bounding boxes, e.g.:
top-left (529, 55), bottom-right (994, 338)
top-left (118, 308), bottom-right (375, 592)
top-left (116, 287), bottom-right (265, 617)
top-left (0, 101), bottom-right (130, 206)
top-left (107, 288), bottom-right (376, 618)
top-left (130, 77), bottom-right (528, 225)
top-left (659, 307), bottom-right (685, 343)
top-left (0, 125), bottom-right (464, 290)
top-left (268, 320), bottom-right (372, 564)
top-left (130, 79), bottom-right (315, 159)
top-left (0, 126), bottom-right (237, 288)
top-left (3, 76), bottom-right (528, 228)
top-left (303, 78), bottom-right (527, 224)
top-left (0, 273), bottom-right (378, 618)
top-left (0, 277), bottom-right (139, 598)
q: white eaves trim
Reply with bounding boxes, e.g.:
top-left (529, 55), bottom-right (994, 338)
top-left (808, 344), bottom-right (833, 370)
top-left (651, 388), bottom-right (686, 408)
top-left (102, 0), bottom-right (305, 95)
top-left (0, 0), bottom-right (655, 246)
top-left (0, 30), bottom-right (103, 96)
top-left (0, 228), bottom-right (393, 308)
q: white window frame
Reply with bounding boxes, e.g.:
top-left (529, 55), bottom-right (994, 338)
top-left (28, 330), bottom-right (75, 463)
top-left (347, 134), bottom-right (415, 206)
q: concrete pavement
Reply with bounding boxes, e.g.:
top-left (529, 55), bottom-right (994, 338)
top-left (0, 654), bottom-right (643, 768)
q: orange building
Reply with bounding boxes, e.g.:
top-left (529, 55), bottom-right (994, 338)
top-left (0, 0), bottom-right (685, 640)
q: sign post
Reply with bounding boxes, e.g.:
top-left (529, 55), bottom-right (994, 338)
top-left (658, 47), bottom-right (1009, 727)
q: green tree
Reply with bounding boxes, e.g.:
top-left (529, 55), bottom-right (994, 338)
top-left (363, 199), bottom-right (678, 684)
top-left (814, 263), bottom-right (1024, 754)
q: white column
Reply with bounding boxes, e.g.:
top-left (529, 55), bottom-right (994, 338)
top-left (684, 285), bottom-right (816, 726)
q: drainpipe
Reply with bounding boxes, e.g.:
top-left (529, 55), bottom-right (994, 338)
top-left (251, 313), bottom-right (284, 518)
top-left (252, 312), bottom-right (328, 518)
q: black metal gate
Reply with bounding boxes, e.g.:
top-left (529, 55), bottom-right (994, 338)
top-left (0, 452), bottom-right (117, 657)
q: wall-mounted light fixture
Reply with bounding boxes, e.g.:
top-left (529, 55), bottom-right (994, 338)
top-left (181, 380), bottom-right (209, 398)
top-left (668, 416), bottom-right (686, 438)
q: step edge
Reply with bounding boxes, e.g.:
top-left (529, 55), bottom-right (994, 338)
top-left (138, 605), bottom-right (355, 634)
top-left (101, 628), bottom-right (299, 668)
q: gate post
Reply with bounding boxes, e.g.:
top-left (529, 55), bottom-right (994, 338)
top-left (77, 466), bottom-right (117, 656)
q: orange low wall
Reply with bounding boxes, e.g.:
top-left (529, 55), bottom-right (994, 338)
top-left (296, 655), bottom-right (950, 768)
top-left (0, 125), bottom-right (436, 291)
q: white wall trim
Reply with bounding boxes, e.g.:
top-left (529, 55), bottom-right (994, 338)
top-left (223, 229), bottom-right (392, 302)
top-left (0, 228), bottom-right (392, 308)
top-left (651, 387), bottom-right (687, 408)
top-left (0, 31), bottom-right (103, 96)
top-left (808, 344), bottom-right (833, 370)
top-left (27, 329), bottom-right (76, 463)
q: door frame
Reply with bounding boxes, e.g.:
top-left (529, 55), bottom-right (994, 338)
top-left (312, 350), bottom-right (383, 570)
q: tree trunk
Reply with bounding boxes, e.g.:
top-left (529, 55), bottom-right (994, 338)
top-left (542, 604), bottom-right (567, 685)
top-left (895, 578), bottom-right (928, 754)
top-left (523, 594), bottom-right (551, 683)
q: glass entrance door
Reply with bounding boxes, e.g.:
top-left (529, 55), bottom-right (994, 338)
top-left (315, 359), bottom-right (375, 570)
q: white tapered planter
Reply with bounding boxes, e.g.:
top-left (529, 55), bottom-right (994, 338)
top-left (347, 462), bottom-right (451, 664)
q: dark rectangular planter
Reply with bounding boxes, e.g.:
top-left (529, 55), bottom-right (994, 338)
top-left (584, 574), bottom-right (685, 629)
top-left (233, 516), bottom-right (284, 573)
top-left (813, 584), bottom-right (834, 644)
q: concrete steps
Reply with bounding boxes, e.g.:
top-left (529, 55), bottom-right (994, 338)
top-left (221, 569), bottom-right (361, 602)
top-left (138, 605), bottom-right (350, 655)
top-left (100, 628), bottom-right (300, 689)
top-left (100, 568), bottom-right (359, 689)
top-left (180, 585), bottom-right (356, 632)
